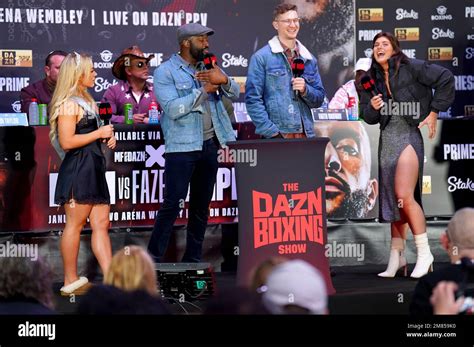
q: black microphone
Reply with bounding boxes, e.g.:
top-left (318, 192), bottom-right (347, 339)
top-left (361, 74), bottom-right (384, 109)
top-left (98, 102), bottom-right (112, 125)
top-left (201, 52), bottom-right (219, 98)
top-left (361, 75), bottom-right (379, 98)
top-left (98, 102), bottom-right (113, 142)
top-left (291, 57), bottom-right (305, 99)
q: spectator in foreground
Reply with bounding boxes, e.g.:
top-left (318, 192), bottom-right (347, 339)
top-left (0, 255), bottom-right (56, 314)
top-left (104, 245), bottom-right (158, 295)
top-left (410, 208), bottom-right (474, 314)
top-left (262, 259), bottom-right (328, 314)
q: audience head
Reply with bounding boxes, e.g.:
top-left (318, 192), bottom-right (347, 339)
top-left (0, 254), bottom-right (54, 310)
top-left (442, 208), bottom-right (474, 262)
top-left (249, 256), bottom-right (288, 292)
top-left (262, 259), bottom-right (328, 314)
top-left (104, 245), bottom-right (158, 296)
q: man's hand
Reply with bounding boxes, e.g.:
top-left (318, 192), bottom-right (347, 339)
top-left (196, 61), bottom-right (228, 85)
top-left (430, 281), bottom-right (464, 315)
top-left (133, 113), bottom-right (147, 123)
top-left (292, 77), bottom-right (306, 95)
top-left (418, 111), bottom-right (438, 140)
top-left (203, 83), bottom-right (219, 94)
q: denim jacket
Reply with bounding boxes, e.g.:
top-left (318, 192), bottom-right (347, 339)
top-left (153, 54), bottom-right (239, 153)
top-left (245, 36), bottom-right (326, 138)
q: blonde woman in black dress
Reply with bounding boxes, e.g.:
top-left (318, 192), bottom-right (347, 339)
top-left (359, 32), bottom-right (455, 278)
top-left (49, 52), bottom-right (116, 294)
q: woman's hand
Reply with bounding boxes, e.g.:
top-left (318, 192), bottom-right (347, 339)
top-left (106, 136), bottom-right (117, 149)
top-left (98, 125), bottom-right (114, 139)
top-left (370, 94), bottom-right (384, 111)
top-left (418, 111), bottom-right (438, 139)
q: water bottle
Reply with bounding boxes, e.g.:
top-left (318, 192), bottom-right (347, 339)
top-left (346, 100), bottom-right (353, 120)
top-left (148, 102), bottom-right (160, 124)
top-left (347, 96), bottom-right (357, 121)
top-left (352, 101), bottom-right (359, 121)
top-left (322, 96), bottom-right (329, 109)
top-left (28, 98), bottom-right (39, 125)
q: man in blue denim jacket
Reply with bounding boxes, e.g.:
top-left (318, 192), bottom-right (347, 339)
top-left (148, 23), bottom-right (239, 262)
top-left (245, 3), bottom-right (326, 139)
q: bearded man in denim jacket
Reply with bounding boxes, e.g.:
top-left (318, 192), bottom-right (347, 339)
top-left (245, 3), bottom-right (326, 139)
top-left (148, 23), bottom-right (239, 262)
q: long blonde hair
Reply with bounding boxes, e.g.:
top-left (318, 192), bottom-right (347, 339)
top-left (49, 52), bottom-right (95, 143)
top-left (104, 246), bottom-right (158, 296)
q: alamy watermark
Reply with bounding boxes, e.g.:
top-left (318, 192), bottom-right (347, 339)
top-left (18, 321), bottom-right (55, 340)
top-left (0, 241), bottom-right (38, 261)
top-left (324, 241), bottom-right (365, 261)
top-left (217, 147), bottom-right (257, 167)
top-left (380, 100), bottom-right (421, 119)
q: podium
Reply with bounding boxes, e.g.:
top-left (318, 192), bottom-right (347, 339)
top-left (228, 138), bottom-right (335, 294)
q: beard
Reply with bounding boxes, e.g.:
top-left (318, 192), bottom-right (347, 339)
top-left (190, 42), bottom-right (205, 62)
top-left (327, 188), bottom-right (371, 219)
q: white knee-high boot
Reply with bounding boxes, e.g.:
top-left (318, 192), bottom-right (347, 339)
top-left (410, 233), bottom-right (434, 278)
top-left (378, 237), bottom-right (407, 278)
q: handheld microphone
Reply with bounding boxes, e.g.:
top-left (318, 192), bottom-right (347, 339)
top-left (98, 102), bottom-right (113, 143)
top-left (202, 52), bottom-right (217, 70)
top-left (98, 102), bottom-right (113, 125)
top-left (201, 52), bottom-right (219, 97)
top-left (361, 75), bottom-right (384, 109)
top-left (361, 75), bottom-right (379, 98)
top-left (291, 57), bottom-right (305, 99)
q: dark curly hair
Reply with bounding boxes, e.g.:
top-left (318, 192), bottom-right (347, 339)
top-left (0, 255), bottom-right (54, 309)
top-left (371, 32), bottom-right (409, 76)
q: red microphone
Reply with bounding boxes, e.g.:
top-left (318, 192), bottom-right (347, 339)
top-left (291, 57), bottom-right (305, 99)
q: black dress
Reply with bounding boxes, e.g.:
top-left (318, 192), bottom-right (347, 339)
top-left (54, 97), bottom-right (110, 205)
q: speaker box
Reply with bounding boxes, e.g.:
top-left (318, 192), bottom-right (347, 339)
top-left (155, 263), bottom-right (215, 301)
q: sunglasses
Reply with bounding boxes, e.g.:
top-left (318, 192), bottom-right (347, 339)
top-left (133, 60), bottom-right (149, 69)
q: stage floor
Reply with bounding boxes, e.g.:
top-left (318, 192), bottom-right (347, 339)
top-left (52, 262), bottom-right (453, 315)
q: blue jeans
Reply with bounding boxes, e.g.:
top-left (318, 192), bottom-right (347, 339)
top-left (148, 138), bottom-right (219, 262)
